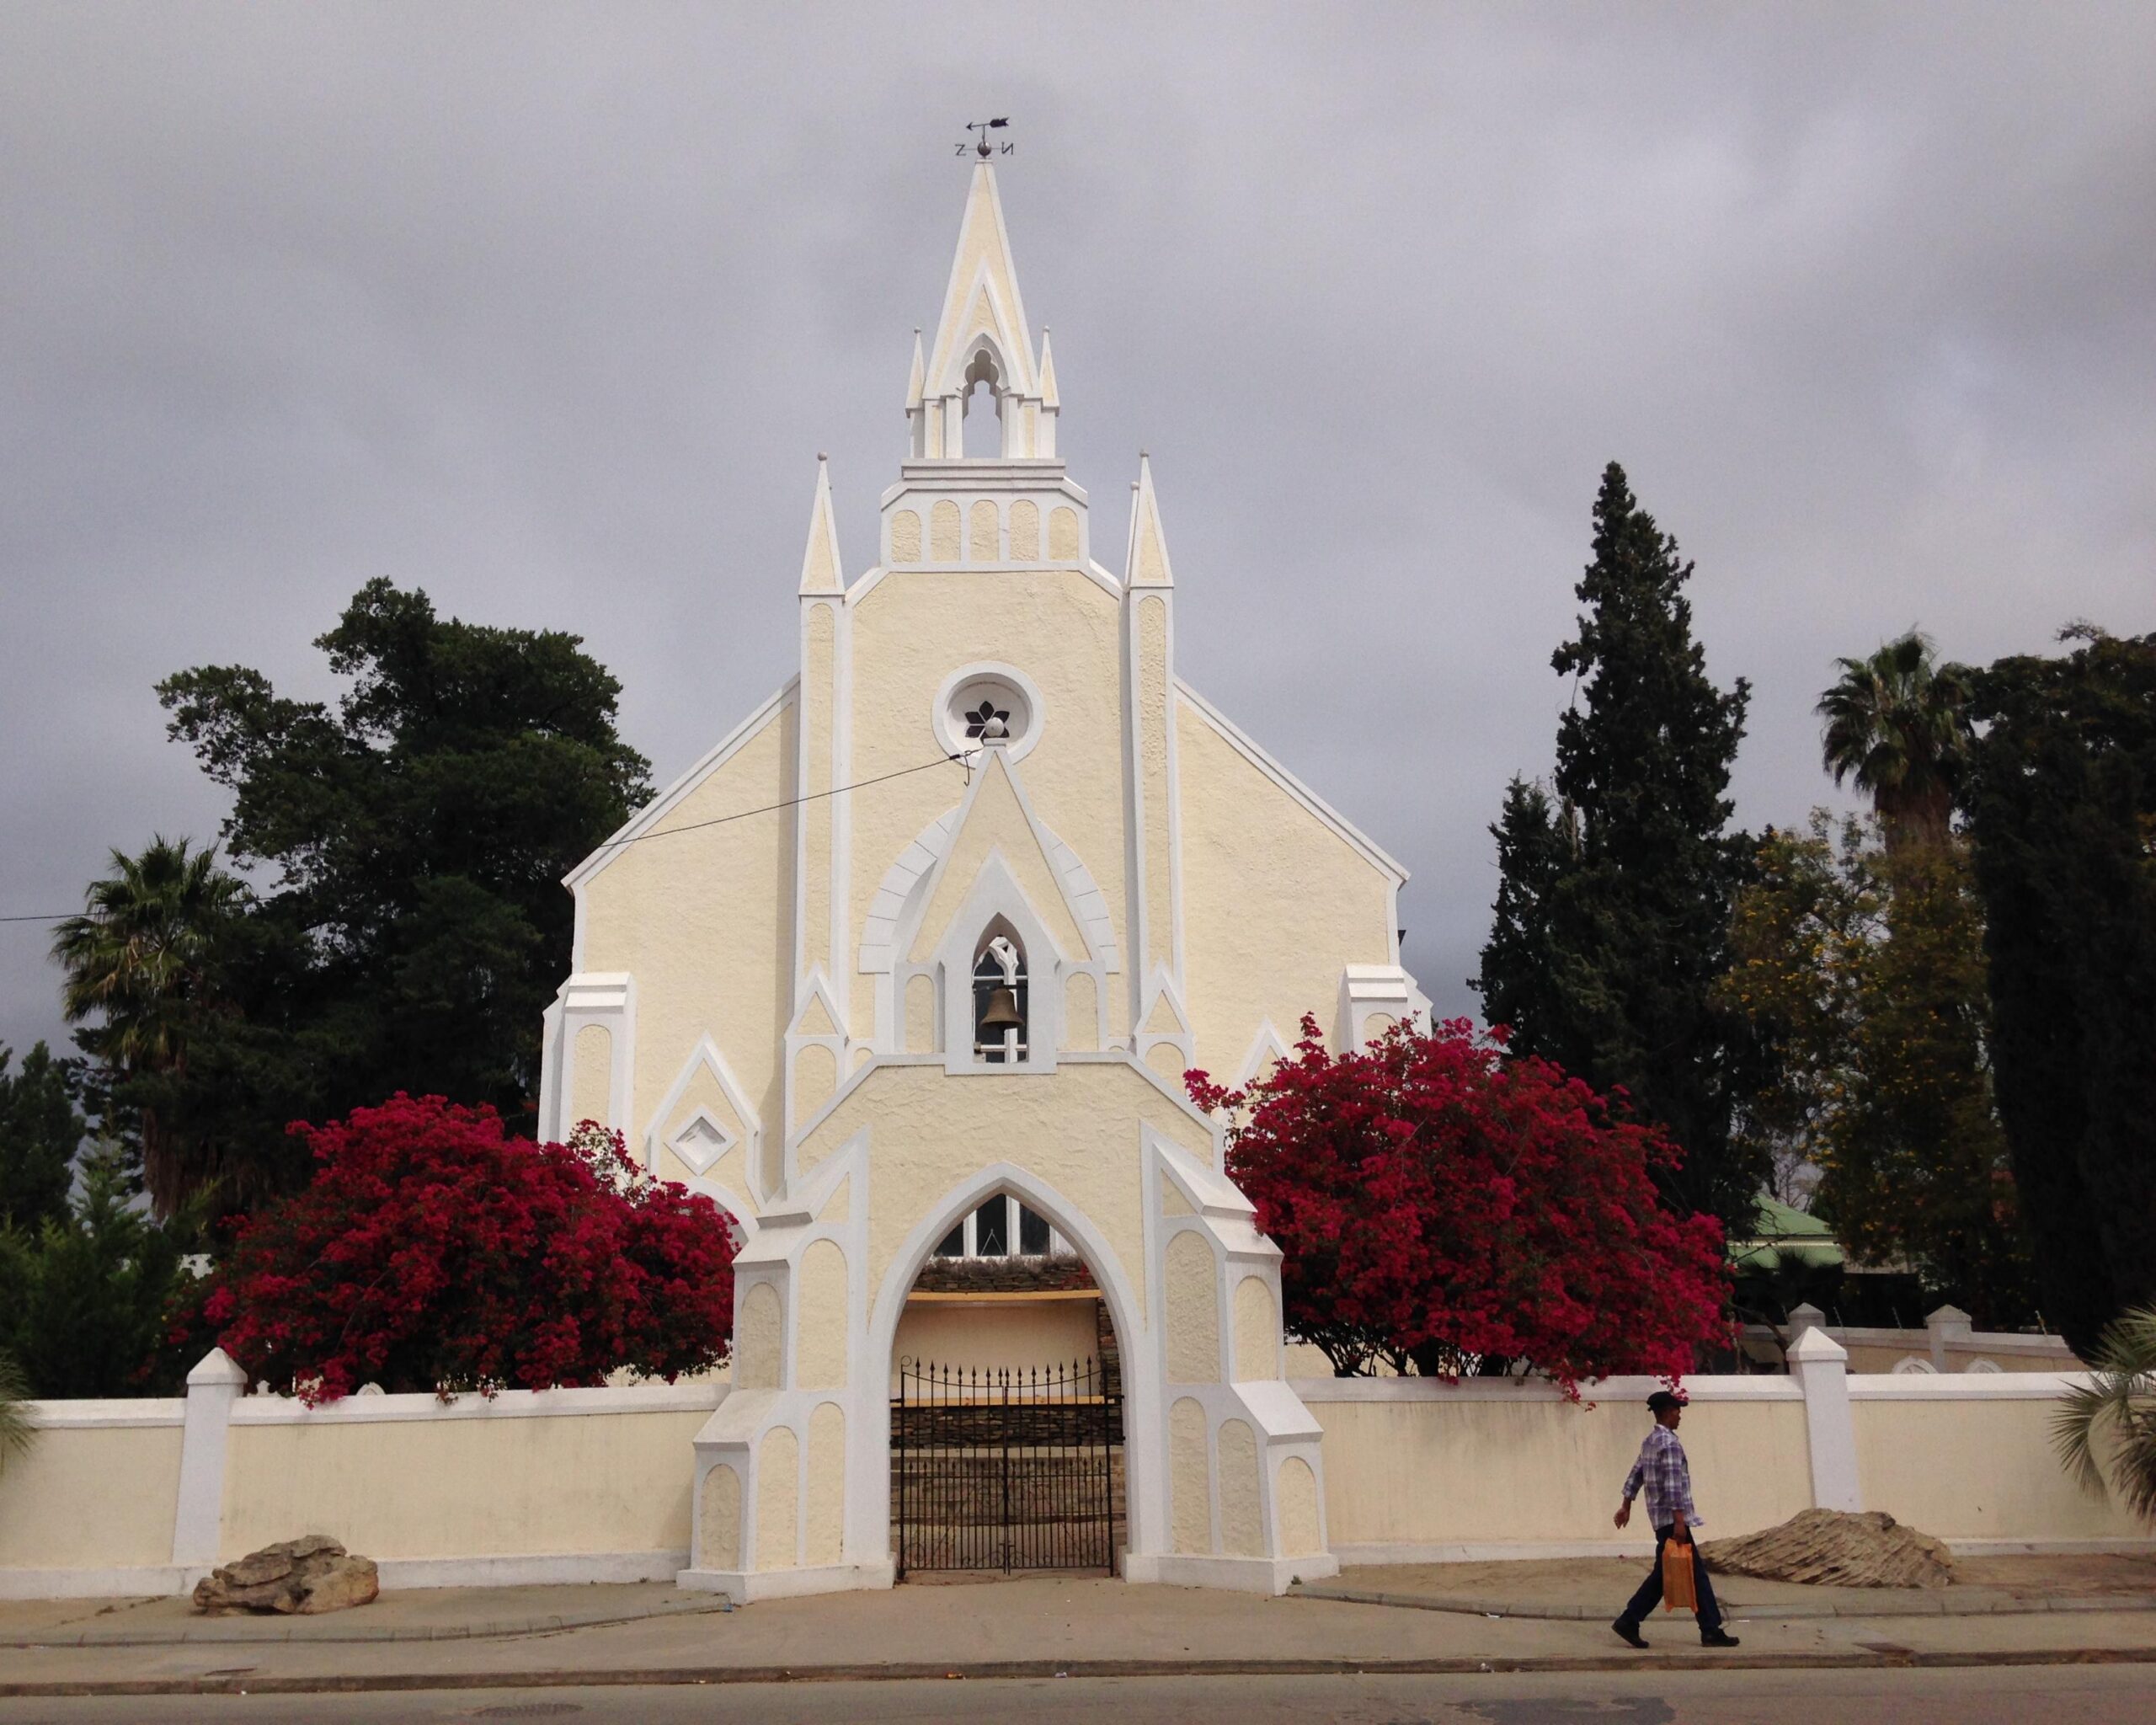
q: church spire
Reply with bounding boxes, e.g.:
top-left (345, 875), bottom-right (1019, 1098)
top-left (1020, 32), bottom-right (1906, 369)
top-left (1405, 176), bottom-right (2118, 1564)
top-left (906, 163), bottom-right (1057, 460)
top-left (798, 455), bottom-right (843, 595)
top-left (1125, 454), bottom-right (1174, 589)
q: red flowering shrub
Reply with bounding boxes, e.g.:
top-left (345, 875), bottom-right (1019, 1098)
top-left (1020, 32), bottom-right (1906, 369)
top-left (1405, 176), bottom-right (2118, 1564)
top-left (1188, 1017), bottom-right (1727, 1395)
top-left (200, 1095), bottom-right (736, 1403)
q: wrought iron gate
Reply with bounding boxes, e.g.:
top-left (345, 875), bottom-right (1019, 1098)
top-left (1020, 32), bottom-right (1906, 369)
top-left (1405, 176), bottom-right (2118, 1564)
top-left (892, 1358), bottom-right (1122, 1576)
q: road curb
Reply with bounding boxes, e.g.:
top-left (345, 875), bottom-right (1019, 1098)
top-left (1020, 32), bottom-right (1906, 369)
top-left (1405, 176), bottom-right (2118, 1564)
top-left (1293, 1582), bottom-right (2156, 1622)
top-left (4, 1646), bottom-right (2156, 1697)
top-left (0, 1596), bottom-right (733, 1650)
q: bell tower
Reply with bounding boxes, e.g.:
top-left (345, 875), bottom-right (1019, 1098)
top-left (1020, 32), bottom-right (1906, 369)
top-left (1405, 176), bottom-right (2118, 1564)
top-left (906, 163), bottom-right (1058, 461)
top-left (878, 165), bottom-right (1090, 580)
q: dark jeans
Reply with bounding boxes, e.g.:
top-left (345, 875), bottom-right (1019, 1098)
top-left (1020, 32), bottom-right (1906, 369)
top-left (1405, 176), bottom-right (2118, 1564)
top-left (1618, 1524), bottom-right (1722, 1634)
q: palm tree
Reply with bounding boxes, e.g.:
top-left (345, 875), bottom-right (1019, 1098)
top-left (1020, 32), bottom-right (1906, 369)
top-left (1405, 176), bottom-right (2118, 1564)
top-left (2054, 1307), bottom-right (2156, 1525)
top-left (1817, 631), bottom-right (1972, 851)
top-left (0, 1351), bottom-right (33, 1473)
top-left (0, 1345), bottom-right (33, 1466)
top-left (51, 837), bottom-right (245, 1216)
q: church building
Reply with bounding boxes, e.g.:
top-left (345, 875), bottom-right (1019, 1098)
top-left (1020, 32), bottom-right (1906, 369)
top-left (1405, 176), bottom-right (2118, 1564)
top-left (536, 163), bottom-right (1428, 1599)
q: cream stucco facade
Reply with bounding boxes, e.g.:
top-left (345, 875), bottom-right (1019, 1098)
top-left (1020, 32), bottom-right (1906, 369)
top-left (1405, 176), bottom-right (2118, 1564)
top-left (534, 165), bottom-right (1425, 1600)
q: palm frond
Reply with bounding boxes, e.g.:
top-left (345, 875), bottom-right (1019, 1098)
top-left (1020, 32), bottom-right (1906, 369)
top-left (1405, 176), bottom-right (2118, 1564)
top-left (0, 1351), bottom-right (36, 1472)
top-left (2052, 1307), bottom-right (2156, 1521)
top-left (1816, 631), bottom-right (1974, 844)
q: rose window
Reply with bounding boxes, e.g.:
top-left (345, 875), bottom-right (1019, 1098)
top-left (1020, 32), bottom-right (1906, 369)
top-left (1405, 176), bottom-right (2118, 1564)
top-left (934, 665), bottom-right (1040, 761)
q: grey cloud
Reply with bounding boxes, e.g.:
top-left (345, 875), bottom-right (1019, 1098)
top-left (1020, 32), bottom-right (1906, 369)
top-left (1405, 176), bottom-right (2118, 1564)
top-left (3, 2), bottom-right (2151, 1061)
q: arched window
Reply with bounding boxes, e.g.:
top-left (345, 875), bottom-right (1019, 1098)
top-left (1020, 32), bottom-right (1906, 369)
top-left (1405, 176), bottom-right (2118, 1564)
top-left (971, 925), bottom-right (1027, 1064)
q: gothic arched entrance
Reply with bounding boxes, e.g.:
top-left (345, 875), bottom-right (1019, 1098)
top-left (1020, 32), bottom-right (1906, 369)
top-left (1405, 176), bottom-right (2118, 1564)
top-left (677, 1058), bottom-right (1336, 1602)
top-left (889, 1200), bottom-right (1125, 1576)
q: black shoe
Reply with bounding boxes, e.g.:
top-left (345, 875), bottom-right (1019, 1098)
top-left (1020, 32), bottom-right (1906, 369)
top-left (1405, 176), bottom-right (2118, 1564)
top-left (1612, 1618), bottom-right (1649, 1648)
top-left (1700, 1629), bottom-right (1741, 1648)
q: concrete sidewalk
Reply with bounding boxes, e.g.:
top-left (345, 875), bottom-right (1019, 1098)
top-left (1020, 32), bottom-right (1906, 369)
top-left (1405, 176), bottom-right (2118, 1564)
top-left (1299, 1551), bottom-right (2156, 1621)
top-left (2, 1564), bottom-right (2155, 1698)
top-left (8, 1551), bottom-right (2148, 1649)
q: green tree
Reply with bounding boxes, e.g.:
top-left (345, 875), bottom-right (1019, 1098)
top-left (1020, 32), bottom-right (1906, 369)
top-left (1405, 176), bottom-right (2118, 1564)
top-left (1473, 462), bottom-right (1760, 1237)
top-left (1818, 631), bottom-right (1972, 852)
top-left (50, 839), bottom-right (245, 1217)
top-left (1961, 628), bottom-right (2156, 1354)
top-left (1476, 778), bottom-right (1576, 1055)
top-left (1827, 835), bottom-right (2029, 1323)
top-left (1724, 817), bottom-right (2032, 1326)
top-left (1721, 816), bottom-right (1867, 1206)
top-left (154, 579), bottom-right (653, 1188)
top-left (0, 1144), bottom-right (198, 1397)
top-left (0, 1043), bottom-right (84, 1229)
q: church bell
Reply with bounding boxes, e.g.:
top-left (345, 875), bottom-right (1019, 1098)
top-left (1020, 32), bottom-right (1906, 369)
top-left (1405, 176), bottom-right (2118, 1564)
top-left (979, 985), bottom-right (1024, 1033)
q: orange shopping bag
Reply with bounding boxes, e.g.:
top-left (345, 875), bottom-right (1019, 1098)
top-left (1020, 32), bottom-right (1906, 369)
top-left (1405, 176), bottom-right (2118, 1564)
top-left (1661, 1535), bottom-right (1699, 1613)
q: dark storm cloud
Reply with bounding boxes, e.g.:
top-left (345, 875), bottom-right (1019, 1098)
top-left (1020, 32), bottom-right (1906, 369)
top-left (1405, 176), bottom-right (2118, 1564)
top-left (4, 2), bottom-right (2152, 1060)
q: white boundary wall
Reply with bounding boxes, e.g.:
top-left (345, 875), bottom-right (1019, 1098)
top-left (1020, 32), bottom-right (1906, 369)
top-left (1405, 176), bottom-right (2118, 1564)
top-left (1301, 1332), bottom-right (2153, 1564)
top-left (1737, 1304), bottom-right (2081, 1375)
top-left (0, 1350), bottom-right (722, 1599)
top-left (5, 1337), bottom-right (2151, 1598)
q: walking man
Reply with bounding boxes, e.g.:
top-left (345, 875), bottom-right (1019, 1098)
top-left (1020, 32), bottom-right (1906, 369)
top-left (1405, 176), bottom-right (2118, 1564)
top-left (1611, 1389), bottom-right (1740, 1648)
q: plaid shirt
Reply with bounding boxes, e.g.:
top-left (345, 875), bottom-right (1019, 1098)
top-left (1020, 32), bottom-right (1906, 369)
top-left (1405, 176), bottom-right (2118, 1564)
top-left (1622, 1423), bottom-right (1700, 1530)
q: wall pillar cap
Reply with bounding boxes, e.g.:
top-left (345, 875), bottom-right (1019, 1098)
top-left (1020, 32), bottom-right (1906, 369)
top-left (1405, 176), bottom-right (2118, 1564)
top-left (1785, 1303), bottom-right (1826, 1333)
top-left (1926, 1305), bottom-right (1973, 1328)
top-left (1787, 1327), bottom-right (1849, 1365)
top-left (186, 1347), bottom-right (248, 1388)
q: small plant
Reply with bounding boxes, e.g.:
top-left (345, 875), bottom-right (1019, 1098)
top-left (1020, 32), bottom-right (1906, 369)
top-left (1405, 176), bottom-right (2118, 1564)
top-left (0, 1350), bottom-right (35, 1474)
top-left (2054, 1306), bottom-right (2156, 1525)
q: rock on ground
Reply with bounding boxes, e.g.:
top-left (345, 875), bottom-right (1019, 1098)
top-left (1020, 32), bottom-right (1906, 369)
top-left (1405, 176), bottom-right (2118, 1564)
top-left (1700, 1508), bottom-right (1954, 1589)
top-left (191, 1535), bottom-right (381, 1615)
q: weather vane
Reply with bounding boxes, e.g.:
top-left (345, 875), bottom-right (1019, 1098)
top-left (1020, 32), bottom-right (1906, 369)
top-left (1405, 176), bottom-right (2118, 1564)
top-left (958, 118), bottom-right (1013, 160)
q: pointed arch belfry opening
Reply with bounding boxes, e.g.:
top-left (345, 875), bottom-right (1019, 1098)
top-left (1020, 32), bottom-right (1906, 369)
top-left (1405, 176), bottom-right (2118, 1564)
top-left (958, 343), bottom-right (1008, 459)
top-left (971, 917), bottom-right (1030, 1063)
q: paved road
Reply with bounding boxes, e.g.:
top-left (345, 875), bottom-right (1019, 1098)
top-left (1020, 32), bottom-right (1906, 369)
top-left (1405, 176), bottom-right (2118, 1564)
top-left (2, 1667), bottom-right (2152, 1722)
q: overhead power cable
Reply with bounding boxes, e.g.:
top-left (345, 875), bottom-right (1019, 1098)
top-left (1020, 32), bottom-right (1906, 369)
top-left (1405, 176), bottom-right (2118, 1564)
top-left (580, 753), bottom-right (963, 857)
top-left (0, 752), bottom-right (969, 925)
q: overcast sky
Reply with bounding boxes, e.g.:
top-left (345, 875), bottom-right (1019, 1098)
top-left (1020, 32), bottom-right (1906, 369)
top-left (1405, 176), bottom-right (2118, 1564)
top-left (3, 3), bottom-right (2152, 1068)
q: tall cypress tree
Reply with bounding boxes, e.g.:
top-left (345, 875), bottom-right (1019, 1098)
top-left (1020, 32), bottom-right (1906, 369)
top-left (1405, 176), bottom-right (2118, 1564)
top-left (1474, 463), bottom-right (1760, 1236)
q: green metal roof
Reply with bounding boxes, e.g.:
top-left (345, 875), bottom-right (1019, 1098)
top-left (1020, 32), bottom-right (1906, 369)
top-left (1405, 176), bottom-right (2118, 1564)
top-left (1727, 1193), bottom-right (1846, 1273)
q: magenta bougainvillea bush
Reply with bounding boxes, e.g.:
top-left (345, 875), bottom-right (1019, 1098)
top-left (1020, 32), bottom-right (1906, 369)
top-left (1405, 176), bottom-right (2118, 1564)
top-left (199, 1094), bottom-right (736, 1403)
top-left (1187, 1017), bottom-right (1728, 1394)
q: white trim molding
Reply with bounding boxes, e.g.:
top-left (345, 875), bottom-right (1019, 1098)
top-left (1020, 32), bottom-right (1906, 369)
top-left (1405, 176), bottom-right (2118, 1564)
top-left (540, 972), bottom-right (636, 1143)
top-left (1173, 680), bottom-right (1409, 886)
top-left (563, 679), bottom-right (797, 895)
